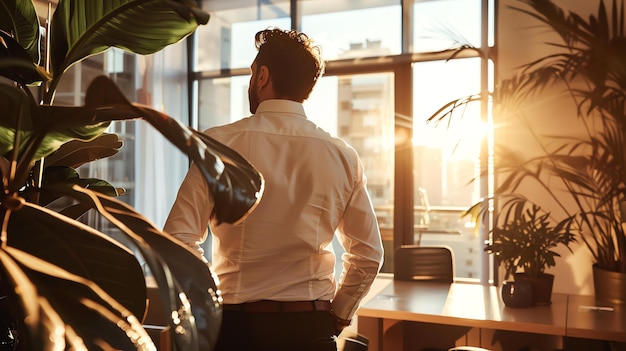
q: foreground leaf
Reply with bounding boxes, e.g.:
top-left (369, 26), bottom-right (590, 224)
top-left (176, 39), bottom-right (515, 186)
top-left (47, 0), bottom-right (210, 98)
top-left (35, 166), bottom-right (120, 209)
top-left (45, 133), bottom-right (123, 169)
top-left (47, 183), bottom-right (220, 351)
top-left (0, 248), bottom-right (67, 350)
top-left (0, 0), bottom-right (41, 63)
top-left (1, 246), bottom-right (155, 350)
top-left (0, 30), bottom-right (45, 84)
top-left (0, 83), bottom-right (111, 162)
top-left (6, 202), bottom-right (147, 320)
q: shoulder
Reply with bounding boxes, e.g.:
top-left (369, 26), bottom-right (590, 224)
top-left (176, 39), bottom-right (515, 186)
top-left (201, 116), bottom-right (254, 136)
top-left (313, 127), bottom-right (359, 157)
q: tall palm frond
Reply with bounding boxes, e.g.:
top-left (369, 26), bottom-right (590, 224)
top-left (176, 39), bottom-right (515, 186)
top-left (429, 0), bottom-right (626, 273)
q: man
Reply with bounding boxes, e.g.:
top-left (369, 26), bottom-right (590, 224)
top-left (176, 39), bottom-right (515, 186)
top-left (163, 27), bottom-right (384, 351)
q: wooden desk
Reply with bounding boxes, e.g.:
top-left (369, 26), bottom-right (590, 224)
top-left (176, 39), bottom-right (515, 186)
top-left (566, 294), bottom-right (626, 342)
top-left (357, 278), bottom-right (615, 351)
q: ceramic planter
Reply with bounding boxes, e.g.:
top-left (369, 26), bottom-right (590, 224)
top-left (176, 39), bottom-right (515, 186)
top-left (514, 273), bottom-right (554, 306)
top-left (593, 264), bottom-right (626, 305)
top-left (501, 280), bottom-right (533, 308)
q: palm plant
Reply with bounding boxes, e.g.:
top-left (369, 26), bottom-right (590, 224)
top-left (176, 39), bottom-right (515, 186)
top-left (429, 0), bottom-right (626, 280)
top-left (0, 0), bottom-right (264, 350)
top-left (476, 195), bottom-right (576, 279)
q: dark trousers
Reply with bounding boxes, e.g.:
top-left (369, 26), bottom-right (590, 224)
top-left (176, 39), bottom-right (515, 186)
top-left (214, 309), bottom-right (338, 351)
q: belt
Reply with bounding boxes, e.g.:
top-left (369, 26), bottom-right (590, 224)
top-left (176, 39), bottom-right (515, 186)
top-left (222, 300), bottom-right (332, 313)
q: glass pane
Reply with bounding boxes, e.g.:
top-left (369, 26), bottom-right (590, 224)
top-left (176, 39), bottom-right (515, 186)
top-left (196, 1), bottom-right (290, 71)
top-left (413, 0), bottom-right (481, 53)
top-left (413, 58), bottom-right (483, 279)
top-left (198, 76), bottom-right (252, 131)
top-left (301, 0), bottom-right (401, 60)
top-left (52, 53), bottom-right (138, 248)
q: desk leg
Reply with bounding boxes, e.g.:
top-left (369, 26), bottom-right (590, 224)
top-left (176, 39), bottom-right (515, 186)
top-left (358, 316), bottom-right (381, 351)
top-left (358, 316), bottom-right (403, 351)
top-left (383, 319), bottom-right (403, 351)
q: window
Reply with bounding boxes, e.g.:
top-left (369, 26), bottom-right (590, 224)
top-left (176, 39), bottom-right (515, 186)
top-left (413, 58), bottom-right (484, 279)
top-left (195, 1), bottom-right (291, 71)
top-left (412, 0), bottom-right (482, 52)
top-left (194, 0), bottom-right (494, 281)
top-left (301, 0), bottom-right (401, 60)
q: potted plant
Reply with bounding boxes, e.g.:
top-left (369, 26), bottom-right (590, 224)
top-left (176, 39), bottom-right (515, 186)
top-left (428, 0), bottom-right (626, 304)
top-left (468, 195), bottom-right (576, 305)
top-left (0, 0), bottom-right (264, 349)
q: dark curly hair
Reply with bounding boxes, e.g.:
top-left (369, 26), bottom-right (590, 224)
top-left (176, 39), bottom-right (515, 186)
top-left (254, 28), bottom-right (325, 102)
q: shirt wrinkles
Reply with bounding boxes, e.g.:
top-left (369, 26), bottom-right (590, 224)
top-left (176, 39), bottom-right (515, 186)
top-left (163, 99), bottom-right (384, 321)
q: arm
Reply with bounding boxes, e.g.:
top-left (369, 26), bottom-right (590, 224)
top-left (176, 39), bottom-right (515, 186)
top-left (163, 163), bottom-right (214, 260)
top-left (331, 170), bottom-right (384, 330)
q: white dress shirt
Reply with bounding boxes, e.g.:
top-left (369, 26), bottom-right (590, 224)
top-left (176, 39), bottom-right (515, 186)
top-left (163, 99), bottom-right (384, 321)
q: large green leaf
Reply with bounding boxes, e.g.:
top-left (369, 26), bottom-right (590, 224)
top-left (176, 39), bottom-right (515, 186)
top-left (51, 184), bottom-right (220, 351)
top-left (1, 246), bottom-right (155, 350)
top-left (34, 166), bottom-right (120, 208)
top-left (48, 0), bottom-right (210, 96)
top-left (6, 202), bottom-right (147, 320)
top-left (45, 133), bottom-right (123, 169)
top-left (0, 248), bottom-right (67, 350)
top-left (0, 30), bottom-right (46, 84)
top-left (0, 83), bottom-right (111, 177)
top-left (0, 0), bottom-right (41, 63)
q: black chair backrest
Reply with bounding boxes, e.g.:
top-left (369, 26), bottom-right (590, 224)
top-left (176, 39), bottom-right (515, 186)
top-left (393, 245), bottom-right (454, 283)
top-left (339, 333), bottom-right (369, 351)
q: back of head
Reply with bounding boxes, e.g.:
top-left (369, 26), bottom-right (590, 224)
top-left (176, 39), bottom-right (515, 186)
top-left (254, 28), bottom-right (325, 102)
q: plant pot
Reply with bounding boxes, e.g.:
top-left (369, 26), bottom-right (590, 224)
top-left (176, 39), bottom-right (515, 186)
top-left (501, 280), bottom-right (533, 308)
top-left (592, 264), bottom-right (626, 305)
top-left (514, 273), bottom-right (554, 306)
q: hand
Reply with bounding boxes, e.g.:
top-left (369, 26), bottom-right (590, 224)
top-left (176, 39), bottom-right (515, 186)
top-left (331, 310), bottom-right (351, 334)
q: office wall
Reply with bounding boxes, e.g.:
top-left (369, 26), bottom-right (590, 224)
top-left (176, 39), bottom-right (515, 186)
top-left (496, 0), bottom-right (602, 296)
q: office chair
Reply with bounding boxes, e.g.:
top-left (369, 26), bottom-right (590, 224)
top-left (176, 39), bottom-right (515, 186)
top-left (338, 332), bottom-right (368, 351)
top-left (393, 246), bottom-right (458, 351)
top-left (393, 245), bottom-right (454, 283)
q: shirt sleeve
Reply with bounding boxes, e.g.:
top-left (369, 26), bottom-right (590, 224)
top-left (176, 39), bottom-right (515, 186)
top-left (331, 160), bottom-right (385, 321)
top-left (163, 163), bottom-right (214, 259)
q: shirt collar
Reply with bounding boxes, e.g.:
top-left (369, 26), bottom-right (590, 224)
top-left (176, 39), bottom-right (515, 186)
top-left (256, 99), bottom-right (307, 118)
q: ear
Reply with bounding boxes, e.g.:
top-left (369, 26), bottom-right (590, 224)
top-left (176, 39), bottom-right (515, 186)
top-left (257, 65), bottom-right (270, 89)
